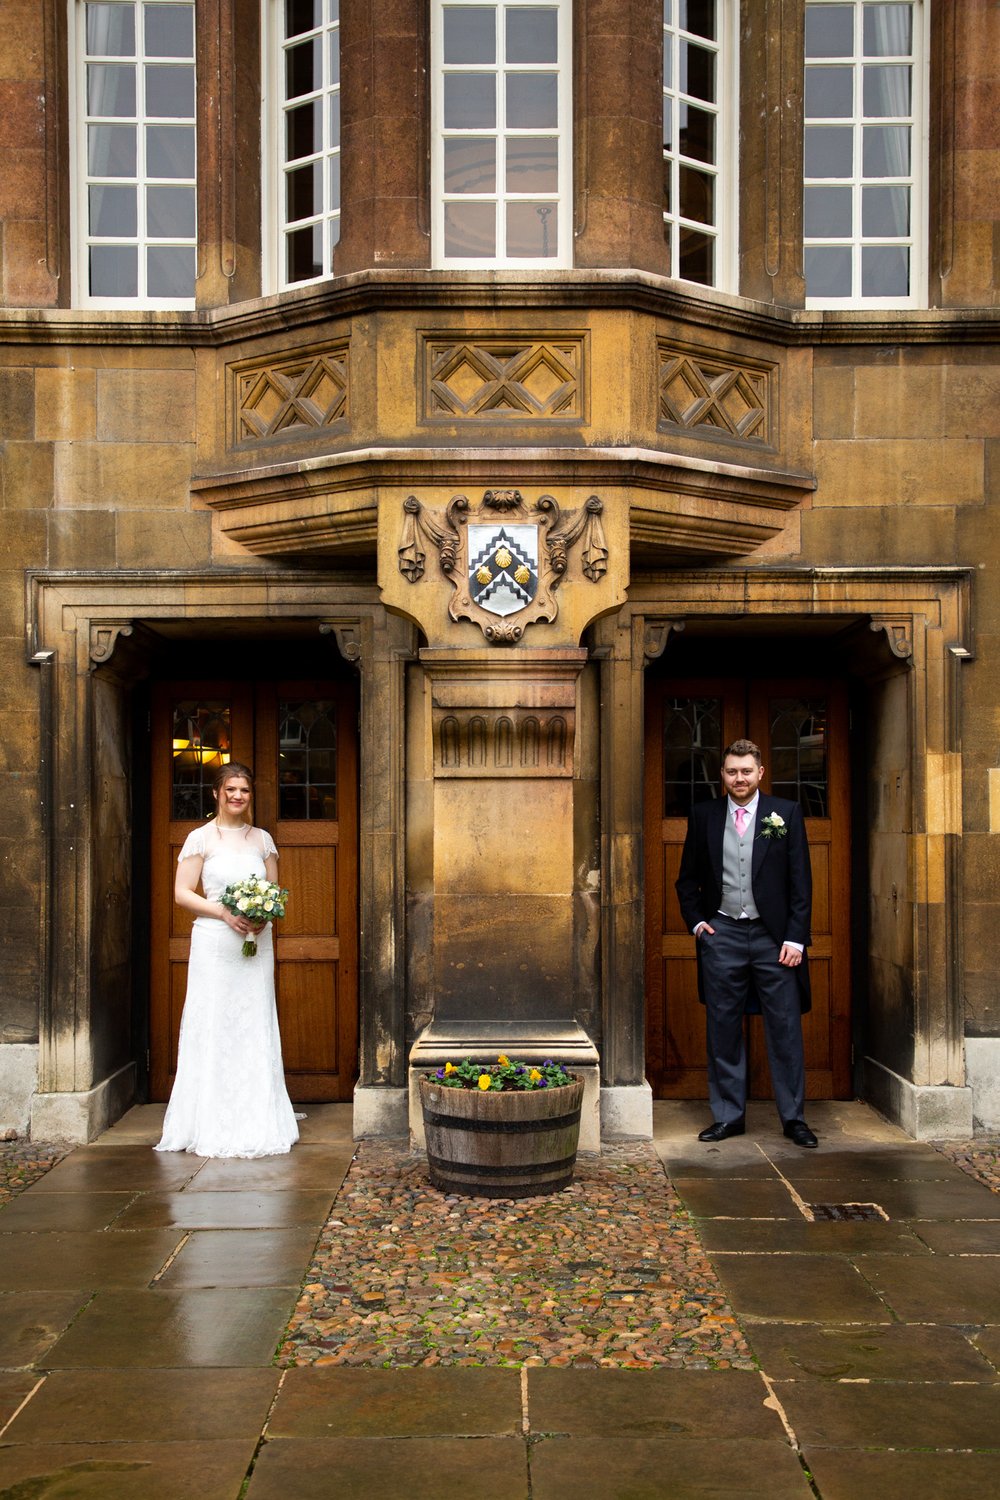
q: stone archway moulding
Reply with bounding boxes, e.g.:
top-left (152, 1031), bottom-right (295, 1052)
top-left (26, 569), bottom-right (415, 1141)
top-left (593, 565), bottom-right (975, 1141)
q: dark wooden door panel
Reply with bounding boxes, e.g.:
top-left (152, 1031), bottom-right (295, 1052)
top-left (150, 677), bottom-right (358, 1103)
top-left (645, 675), bottom-right (852, 1101)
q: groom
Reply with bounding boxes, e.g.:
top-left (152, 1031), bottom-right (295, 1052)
top-left (675, 738), bottom-right (817, 1148)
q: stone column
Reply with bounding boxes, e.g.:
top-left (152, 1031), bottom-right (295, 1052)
top-left (407, 647), bottom-right (601, 1149)
top-left (738, 0), bottom-right (807, 306)
top-left (574, 0), bottom-right (670, 273)
top-left (334, 0), bottom-right (429, 274)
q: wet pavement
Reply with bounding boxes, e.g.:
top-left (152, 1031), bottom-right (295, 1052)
top-left (0, 1099), bottom-right (997, 1497)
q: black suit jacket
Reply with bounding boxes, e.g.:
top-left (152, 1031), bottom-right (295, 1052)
top-left (674, 794), bottom-right (812, 1013)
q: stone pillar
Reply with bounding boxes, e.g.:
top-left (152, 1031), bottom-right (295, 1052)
top-left (738, 0), bottom-right (806, 306)
top-left (195, 0), bottom-right (263, 307)
top-left (408, 647), bottom-right (601, 1149)
top-left (334, 0), bottom-right (429, 274)
top-left (574, 0), bottom-right (670, 273)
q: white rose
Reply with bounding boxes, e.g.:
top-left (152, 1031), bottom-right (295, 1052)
top-left (770, 814), bottom-right (785, 826)
top-left (236, 897), bottom-right (249, 911)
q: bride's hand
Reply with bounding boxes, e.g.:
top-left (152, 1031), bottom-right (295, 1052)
top-left (220, 907), bottom-right (251, 936)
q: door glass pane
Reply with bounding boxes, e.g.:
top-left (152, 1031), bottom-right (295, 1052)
top-left (663, 697), bottom-right (723, 815)
top-left (768, 698), bottom-right (828, 816)
top-left (171, 701), bottom-right (232, 820)
top-left (279, 700), bottom-right (337, 820)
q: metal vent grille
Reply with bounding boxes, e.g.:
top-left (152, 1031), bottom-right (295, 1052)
top-left (808, 1202), bottom-right (888, 1222)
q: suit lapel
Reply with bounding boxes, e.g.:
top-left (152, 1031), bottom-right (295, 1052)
top-left (707, 797), bottom-right (728, 884)
top-left (752, 795), bottom-right (774, 876)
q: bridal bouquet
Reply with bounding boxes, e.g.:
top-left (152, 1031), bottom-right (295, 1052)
top-left (219, 877), bottom-right (288, 957)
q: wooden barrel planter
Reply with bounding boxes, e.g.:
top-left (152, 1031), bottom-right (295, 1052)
top-left (419, 1076), bottom-right (584, 1198)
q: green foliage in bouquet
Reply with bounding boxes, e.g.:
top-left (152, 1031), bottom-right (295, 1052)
top-left (219, 876), bottom-right (288, 957)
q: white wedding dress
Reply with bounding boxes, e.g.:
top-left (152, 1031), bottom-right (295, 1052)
top-left (155, 824), bottom-right (299, 1158)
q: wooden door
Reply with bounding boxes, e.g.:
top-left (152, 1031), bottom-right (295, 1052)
top-left (150, 679), bottom-right (358, 1102)
top-left (644, 676), bottom-right (851, 1100)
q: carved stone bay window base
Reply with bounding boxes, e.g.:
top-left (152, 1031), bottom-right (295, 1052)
top-left (398, 488), bottom-right (608, 645)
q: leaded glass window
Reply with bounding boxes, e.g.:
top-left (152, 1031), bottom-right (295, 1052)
top-left (171, 701), bottom-right (231, 819)
top-left (662, 1), bottom-right (734, 289)
top-left (768, 698), bottom-right (829, 816)
top-left (433, 1), bottom-right (572, 267)
top-left (662, 697), bottom-right (724, 815)
top-left (804, 0), bottom-right (924, 305)
top-left (278, 699), bottom-right (337, 819)
top-left (76, 0), bottom-right (197, 306)
top-left (272, 0), bottom-right (341, 288)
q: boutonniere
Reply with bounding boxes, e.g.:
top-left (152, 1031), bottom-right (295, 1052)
top-left (759, 812), bottom-right (787, 839)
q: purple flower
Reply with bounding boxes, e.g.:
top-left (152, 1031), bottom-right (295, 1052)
top-left (435, 1067), bottom-right (445, 1079)
top-left (539, 1077), bottom-right (548, 1087)
top-left (543, 1059), bottom-right (554, 1069)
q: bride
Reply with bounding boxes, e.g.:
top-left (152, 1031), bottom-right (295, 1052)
top-left (155, 762), bottom-right (299, 1158)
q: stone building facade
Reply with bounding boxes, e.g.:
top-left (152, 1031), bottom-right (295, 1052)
top-left (1, 0), bottom-right (997, 1143)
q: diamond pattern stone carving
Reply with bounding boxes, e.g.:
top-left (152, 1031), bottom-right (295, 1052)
top-left (234, 342), bottom-right (349, 443)
top-left (658, 342), bottom-right (771, 444)
top-left (425, 336), bottom-right (584, 421)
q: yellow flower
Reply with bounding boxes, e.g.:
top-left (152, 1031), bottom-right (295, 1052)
top-left (478, 1074), bottom-right (492, 1090)
top-left (529, 1068), bottom-right (542, 1084)
top-left (444, 1062), bottom-right (456, 1075)
top-left (497, 1054), bottom-right (510, 1067)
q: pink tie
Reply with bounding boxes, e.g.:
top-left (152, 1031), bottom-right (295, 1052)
top-left (735, 807), bottom-right (748, 838)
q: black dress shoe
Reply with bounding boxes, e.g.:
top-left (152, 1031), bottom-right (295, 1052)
top-left (783, 1119), bottom-right (818, 1148)
top-left (698, 1119), bottom-right (746, 1142)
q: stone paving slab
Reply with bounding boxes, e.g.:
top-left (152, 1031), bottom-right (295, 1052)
top-left (525, 1366), bottom-right (779, 1440)
top-left (279, 1141), bottom-right (754, 1370)
top-left (43, 1287), bottom-right (299, 1368)
top-left (156, 1227), bottom-right (322, 1289)
top-left (804, 1449), bottom-right (1000, 1500)
top-left (528, 1434), bottom-right (813, 1499)
top-left (778, 1378), bottom-right (1000, 1451)
top-left (0, 1190), bottom-right (139, 1232)
top-left (0, 1291), bottom-right (93, 1368)
top-left (268, 1366), bottom-right (522, 1437)
top-left (746, 1319), bottom-right (1000, 1383)
top-left (0, 1439), bottom-right (261, 1500)
top-left (859, 1254), bottom-right (1000, 1324)
top-left (698, 1217), bottom-right (931, 1254)
top-left (1, 1369), bottom-right (280, 1444)
top-left (245, 1436), bottom-right (530, 1500)
top-left (709, 1252), bottom-right (891, 1324)
top-left (113, 1188), bottom-right (336, 1230)
top-left (0, 1228), bottom-right (184, 1291)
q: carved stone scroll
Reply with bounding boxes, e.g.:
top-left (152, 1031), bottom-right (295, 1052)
top-left (89, 623), bottom-right (134, 665)
top-left (870, 617), bottom-right (913, 659)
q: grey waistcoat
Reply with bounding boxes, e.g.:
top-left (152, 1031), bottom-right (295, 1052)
top-left (719, 809), bottom-right (760, 920)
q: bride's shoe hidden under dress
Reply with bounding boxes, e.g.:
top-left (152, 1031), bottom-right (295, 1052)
top-left (155, 824), bottom-right (299, 1158)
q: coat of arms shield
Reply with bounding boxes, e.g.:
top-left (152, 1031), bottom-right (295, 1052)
top-left (467, 525), bottom-right (539, 618)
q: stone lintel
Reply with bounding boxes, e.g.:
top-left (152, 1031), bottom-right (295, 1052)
top-left (192, 446), bottom-right (814, 560)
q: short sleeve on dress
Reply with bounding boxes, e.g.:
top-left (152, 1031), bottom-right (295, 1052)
top-left (177, 827), bottom-right (208, 863)
top-left (260, 829), bottom-right (278, 860)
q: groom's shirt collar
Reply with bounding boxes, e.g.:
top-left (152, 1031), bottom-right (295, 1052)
top-left (727, 792), bottom-right (760, 818)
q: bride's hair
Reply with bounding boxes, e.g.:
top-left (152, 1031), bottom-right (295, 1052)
top-left (211, 761), bottom-right (255, 824)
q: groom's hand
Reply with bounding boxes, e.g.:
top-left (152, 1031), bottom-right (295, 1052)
top-left (778, 943), bottom-right (802, 967)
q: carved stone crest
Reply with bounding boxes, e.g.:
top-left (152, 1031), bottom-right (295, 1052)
top-left (398, 489), bottom-right (608, 645)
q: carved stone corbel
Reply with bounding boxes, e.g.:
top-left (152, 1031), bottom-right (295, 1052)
top-left (643, 619), bottom-right (686, 662)
top-left (89, 623), bottom-right (134, 665)
top-left (319, 622), bottom-right (363, 663)
top-left (870, 617), bottom-right (913, 659)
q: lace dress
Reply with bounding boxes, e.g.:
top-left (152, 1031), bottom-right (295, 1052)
top-left (155, 824), bottom-right (299, 1158)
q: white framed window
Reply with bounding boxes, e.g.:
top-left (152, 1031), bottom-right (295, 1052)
top-left (804, 0), bottom-right (927, 306)
top-left (263, 0), bottom-right (341, 291)
top-left (662, 1), bottom-right (737, 291)
top-left (432, 1), bottom-right (572, 268)
top-left (72, 0), bottom-right (197, 307)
